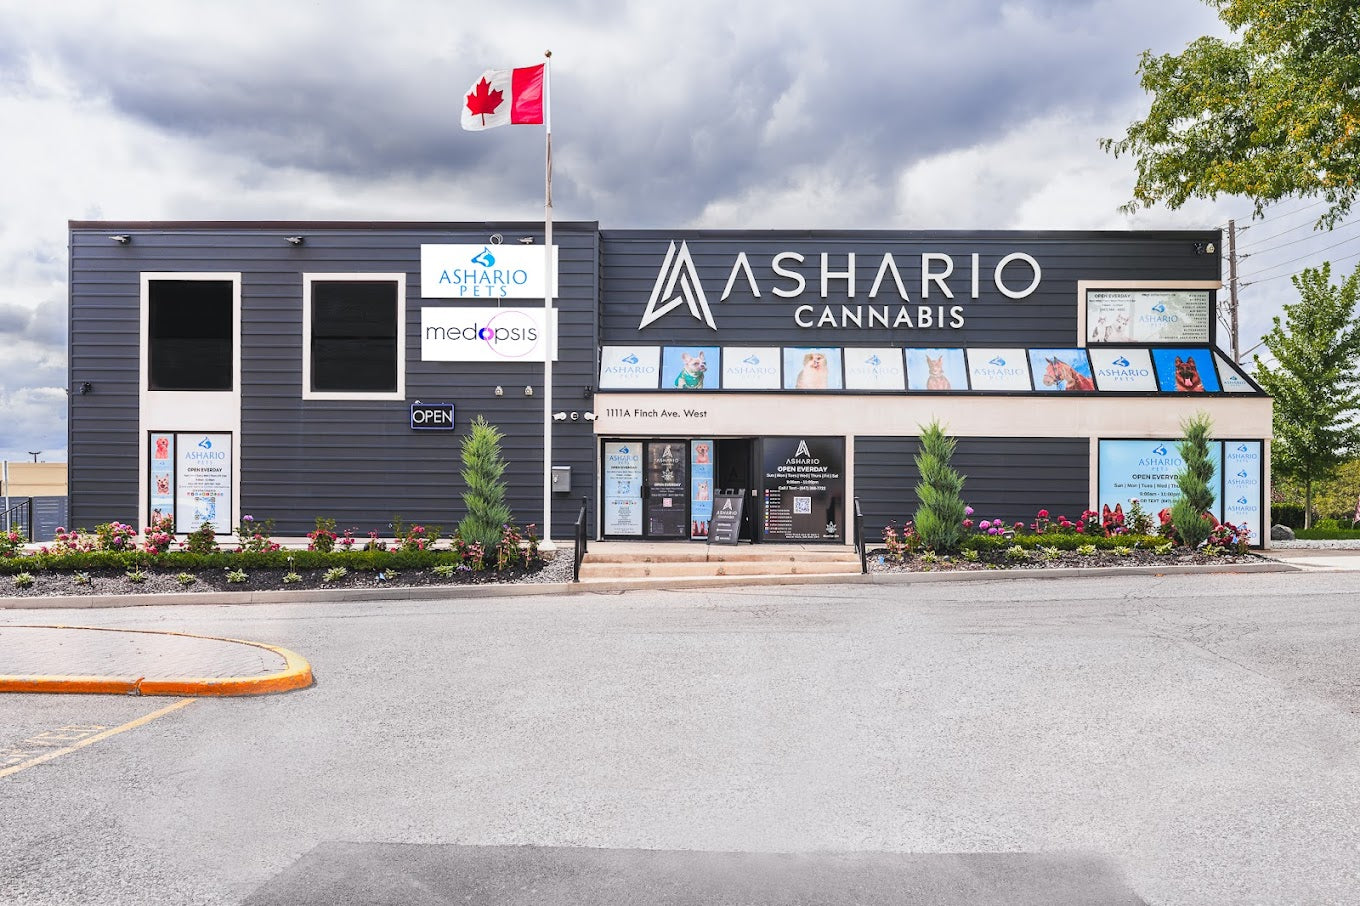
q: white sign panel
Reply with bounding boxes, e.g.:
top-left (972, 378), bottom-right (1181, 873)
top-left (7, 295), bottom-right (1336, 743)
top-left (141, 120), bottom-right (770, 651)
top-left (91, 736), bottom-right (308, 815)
top-left (1098, 439), bottom-right (1222, 522)
top-left (175, 433), bottom-right (232, 534)
top-left (965, 348), bottom-right (1031, 391)
top-left (1222, 441), bottom-right (1263, 545)
top-left (1087, 290), bottom-right (1211, 343)
top-left (721, 347), bottom-right (781, 390)
top-left (1215, 353), bottom-right (1255, 393)
top-left (420, 244), bottom-right (560, 299)
top-left (421, 307), bottom-right (559, 362)
top-left (1091, 348), bottom-right (1158, 392)
top-left (598, 346), bottom-right (661, 389)
top-left (844, 347), bottom-right (907, 391)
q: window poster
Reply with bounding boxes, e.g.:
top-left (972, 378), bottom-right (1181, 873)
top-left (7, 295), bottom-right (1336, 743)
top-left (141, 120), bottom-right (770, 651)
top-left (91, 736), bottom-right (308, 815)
top-left (1090, 348), bottom-right (1158, 392)
top-left (1152, 348), bottom-right (1221, 393)
top-left (1098, 439), bottom-right (1222, 523)
top-left (905, 348), bottom-right (968, 391)
top-left (1087, 290), bottom-right (1211, 343)
top-left (760, 437), bottom-right (844, 542)
top-left (603, 441), bottom-right (643, 536)
top-left (843, 348), bottom-right (906, 391)
top-left (782, 347), bottom-right (844, 390)
top-left (691, 439), bottom-right (715, 539)
top-left (965, 348), bottom-right (1031, 391)
top-left (148, 433), bottom-right (176, 527)
top-left (721, 347), bottom-right (781, 390)
top-left (1029, 349), bottom-right (1095, 392)
top-left (174, 433), bottom-right (233, 534)
top-left (662, 346), bottom-right (720, 390)
top-left (598, 346), bottom-right (661, 390)
top-left (1221, 441), bottom-right (1264, 545)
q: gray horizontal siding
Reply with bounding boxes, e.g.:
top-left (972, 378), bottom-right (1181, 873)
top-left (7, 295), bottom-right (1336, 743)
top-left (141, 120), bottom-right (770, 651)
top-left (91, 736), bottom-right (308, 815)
top-left (69, 223), bottom-right (600, 538)
top-left (855, 436), bottom-right (1090, 542)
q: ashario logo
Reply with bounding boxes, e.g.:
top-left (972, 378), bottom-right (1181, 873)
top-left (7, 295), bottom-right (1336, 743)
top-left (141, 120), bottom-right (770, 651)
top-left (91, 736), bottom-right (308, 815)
top-left (1152, 444), bottom-right (1168, 456)
top-left (197, 437), bottom-right (212, 450)
top-left (622, 354), bottom-right (639, 365)
top-left (743, 354), bottom-right (760, 365)
top-left (794, 440), bottom-right (811, 458)
top-left (1151, 303), bottom-right (1166, 313)
top-left (989, 356), bottom-right (1006, 367)
top-left (471, 247), bottom-right (496, 267)
top-left (1112, 356), bottom-right (1130, 367)
top-left (602, 351), bottom-right (656, 376)
top-left (1236, 496), bottom-right (1250, 505)
top-left (639, 241), bottom-right (717, 330)
top-left (865, 354), bottom-right (881, 366)
top-left (1236, 443), bottom-right (1250, 453)
top-left (434, 246), bottom-right (531, 297)
top-left (1236, 469), bottom-right (1250, 479)
top-left (619, 445), bottom-right (629, 454)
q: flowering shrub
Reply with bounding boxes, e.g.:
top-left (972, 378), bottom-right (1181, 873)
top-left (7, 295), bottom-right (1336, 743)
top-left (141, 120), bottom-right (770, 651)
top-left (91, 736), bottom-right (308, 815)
top-left (339, 529), bottom-right (358, 550)
top-left (183, 523), bottom-right (220, 554)
top-left (463, 541), bottom-right (485, 571)
top-left (882, 521), bottom-right (921, 563)
top-left (396, 523), bottom-right (438, 552)
top-left (1, 527), bottom-right (25, 557)
top-left (1207, 521), bottom-right (1251, 553)
top-left (143, 514), bottom-right (175, 554)
top-left (308, 517), bottom-right (337, 553)
top-left (496, 524), bottom-right (522, 570)
top-left (1126, 498), bottom-right (1155, 536)
top-left (94, 521), bottom-right (138, 552)
top-left (234, 515), bottom-right (280, 553)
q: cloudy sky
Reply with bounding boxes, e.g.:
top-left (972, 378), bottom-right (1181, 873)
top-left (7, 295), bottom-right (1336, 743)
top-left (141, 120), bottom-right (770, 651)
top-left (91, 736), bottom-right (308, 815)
top-left (1, 0), bottom-right (1353, 463)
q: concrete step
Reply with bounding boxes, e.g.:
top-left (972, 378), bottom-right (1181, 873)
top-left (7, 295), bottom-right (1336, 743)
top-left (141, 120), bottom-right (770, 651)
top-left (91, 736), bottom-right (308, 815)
top-left (582, 545), bottom-right (860, 565)
top-left (577, 560), bottom-right (863, 580)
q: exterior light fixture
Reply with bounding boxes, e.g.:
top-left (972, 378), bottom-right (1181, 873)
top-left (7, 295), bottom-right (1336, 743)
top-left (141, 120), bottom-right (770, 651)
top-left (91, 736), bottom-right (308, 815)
top-left (524, 385), bottom-right (534, 397)
top-left (109, 235), bottom-right (130, 244)
top-left (518, 237), bottom-right (534, 244)
top-left (582, 412), bottom-right (597, 421)
top-left (494, 385), bottom-right (504, 396)
top-left (552, 411), bottom-right (568, 421)
top-left (80, 382), bottom-right (93, 395)
top-left (286, 236), bottom-right (304, 246)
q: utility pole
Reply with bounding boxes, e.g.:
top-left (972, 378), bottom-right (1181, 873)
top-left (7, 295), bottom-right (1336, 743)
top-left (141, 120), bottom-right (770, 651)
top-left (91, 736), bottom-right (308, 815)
top-left (27, 451), bottom-right (41, 463)
top-left (1227, 219), bottom-right (1241, 362)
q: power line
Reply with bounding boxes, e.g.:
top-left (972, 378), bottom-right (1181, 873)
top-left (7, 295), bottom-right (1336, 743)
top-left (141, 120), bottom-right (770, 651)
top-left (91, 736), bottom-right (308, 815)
top-left (1235, 197), bottom-right (1331, 233)
top-left (1238, 210), bottom-right (1360, 251)
top-left (1238, 231), bottom-right (1360, 283)
top-left (1240, 214), bottom-right (1360, 258)
top-left (1240, 246), bottom-right (1360, 288)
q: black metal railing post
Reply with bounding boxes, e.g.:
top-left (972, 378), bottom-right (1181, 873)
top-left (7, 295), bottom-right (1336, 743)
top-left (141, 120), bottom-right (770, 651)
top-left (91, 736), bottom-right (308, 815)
top-left (573, 496), bottom-right (588, 582)
top-left (854, 497), bottom-right (867, 574)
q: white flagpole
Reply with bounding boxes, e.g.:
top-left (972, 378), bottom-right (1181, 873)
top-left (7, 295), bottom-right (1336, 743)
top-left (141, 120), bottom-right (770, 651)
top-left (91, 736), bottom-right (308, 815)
top-left (541, 50), bottom-right (554, 546)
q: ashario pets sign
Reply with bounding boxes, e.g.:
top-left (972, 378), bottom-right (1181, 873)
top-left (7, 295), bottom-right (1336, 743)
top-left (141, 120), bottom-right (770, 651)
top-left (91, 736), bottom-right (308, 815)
top-left (421, 244), bottom-right (560, 299)
top-left (422, 307), bottom-right (559, 362)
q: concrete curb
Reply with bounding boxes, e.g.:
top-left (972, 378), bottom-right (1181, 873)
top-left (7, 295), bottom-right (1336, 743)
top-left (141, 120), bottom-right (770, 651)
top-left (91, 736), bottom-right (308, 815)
top-left (0, 560), bottom-right (1298, 609)
top-left (0, 625), bottom-right (314, 697)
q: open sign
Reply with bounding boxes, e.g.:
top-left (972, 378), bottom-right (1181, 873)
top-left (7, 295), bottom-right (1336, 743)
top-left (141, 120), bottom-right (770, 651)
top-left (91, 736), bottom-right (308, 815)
top-left (410, 403), bottom-right (455, 431)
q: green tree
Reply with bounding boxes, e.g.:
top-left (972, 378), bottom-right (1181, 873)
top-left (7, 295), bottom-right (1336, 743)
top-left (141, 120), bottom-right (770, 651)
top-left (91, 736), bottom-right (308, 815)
top-left (458, 415), bottom-right (513, 549)
top-left (1253, 262), bottom-right (1360, 527)
top-left (1171, 412), bottom-right (1218, 548)
top-left (1102, 0), bottom-right (1360, 226)
top-left (913, 421), bottom-right (967, 552)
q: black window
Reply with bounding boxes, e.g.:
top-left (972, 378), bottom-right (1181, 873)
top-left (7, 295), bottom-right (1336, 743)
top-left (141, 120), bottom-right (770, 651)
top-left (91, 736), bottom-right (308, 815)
top-left (310, 281), bottom-right (399, 393)
top-left (148, 280), bottom-right (234, 391)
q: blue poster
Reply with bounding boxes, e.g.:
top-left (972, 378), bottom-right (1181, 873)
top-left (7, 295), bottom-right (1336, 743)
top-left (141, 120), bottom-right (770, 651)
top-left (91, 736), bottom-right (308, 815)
top-left (661, 346), bottom-right (720, 390)
top-left (1152, 348), bottom-right (1221, 393)
top-left (1098, 439), bottom-right (1222, 523)
top-left (691, 439), bottom-right (715, 539)
top-left (905, 348), bottom-right (968, 391)
top-left (1029, 349), bottom-right (1095, 392)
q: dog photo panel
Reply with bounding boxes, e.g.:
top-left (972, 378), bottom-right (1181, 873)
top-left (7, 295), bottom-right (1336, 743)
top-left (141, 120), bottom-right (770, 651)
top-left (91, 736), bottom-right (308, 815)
top-left (782, 347), bottom-right (843, 390)
top-left (1152, 347), bottom-right (1220, 393)
top-left (662, 346), bottom-right (721, 390)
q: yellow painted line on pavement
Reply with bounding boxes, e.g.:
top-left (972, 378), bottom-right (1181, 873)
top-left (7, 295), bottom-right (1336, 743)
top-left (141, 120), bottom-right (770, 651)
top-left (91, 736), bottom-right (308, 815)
top-left (0, 698), bottom-right (195, 779)
top-left (0, 625), bottom-right (314, 697)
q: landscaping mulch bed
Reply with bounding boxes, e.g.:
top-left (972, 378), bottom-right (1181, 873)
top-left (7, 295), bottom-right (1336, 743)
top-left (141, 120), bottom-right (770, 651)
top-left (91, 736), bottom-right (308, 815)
top-left (1, 555), bottom-right (573, 599)
top-left (867, 547), bottom-right (1265, 573)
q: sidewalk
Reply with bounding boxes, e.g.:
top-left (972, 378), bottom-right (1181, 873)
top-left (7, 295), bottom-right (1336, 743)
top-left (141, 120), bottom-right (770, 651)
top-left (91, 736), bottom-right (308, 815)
top-left (0, 625), bottom-right (312, 696)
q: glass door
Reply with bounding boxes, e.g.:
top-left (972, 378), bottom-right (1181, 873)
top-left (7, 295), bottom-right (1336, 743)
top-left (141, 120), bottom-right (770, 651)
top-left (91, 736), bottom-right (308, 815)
top-left (644, 441), bottom-right (689, 538)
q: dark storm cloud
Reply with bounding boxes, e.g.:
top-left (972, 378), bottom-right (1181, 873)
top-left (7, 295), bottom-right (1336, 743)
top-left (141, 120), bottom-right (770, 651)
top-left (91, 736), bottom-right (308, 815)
top-left (18, 0), bottom-right (1223, 226)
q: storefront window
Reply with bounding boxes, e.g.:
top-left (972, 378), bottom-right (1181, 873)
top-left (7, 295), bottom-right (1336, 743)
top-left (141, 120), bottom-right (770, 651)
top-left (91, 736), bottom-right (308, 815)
top-left (303, 274), bottom-right (405, 399)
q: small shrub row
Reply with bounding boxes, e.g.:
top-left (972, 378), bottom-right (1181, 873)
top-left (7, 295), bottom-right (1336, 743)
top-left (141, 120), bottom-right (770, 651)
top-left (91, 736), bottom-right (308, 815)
top-left (0, 547), bottom-right (539, 576)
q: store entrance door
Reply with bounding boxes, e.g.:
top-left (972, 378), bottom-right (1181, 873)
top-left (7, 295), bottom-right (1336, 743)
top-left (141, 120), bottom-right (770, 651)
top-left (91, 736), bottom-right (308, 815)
top-left (715, 439), bottom-right (756, 541)
top-left (642, 441), bottom-right (688, 538)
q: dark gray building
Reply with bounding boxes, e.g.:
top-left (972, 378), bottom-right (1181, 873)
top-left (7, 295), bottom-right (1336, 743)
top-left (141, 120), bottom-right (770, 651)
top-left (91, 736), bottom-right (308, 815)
top-left (67, 224), bottom-right (1271, 547)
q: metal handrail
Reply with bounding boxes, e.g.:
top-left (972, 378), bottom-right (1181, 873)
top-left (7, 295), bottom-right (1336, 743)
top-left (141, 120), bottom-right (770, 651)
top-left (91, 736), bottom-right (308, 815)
top-left (2, 497), bottom-right (33, 541)
top-left (572, 496), bottom-right (588, 582)
top-left (854, 497), bottom-right (866, 574)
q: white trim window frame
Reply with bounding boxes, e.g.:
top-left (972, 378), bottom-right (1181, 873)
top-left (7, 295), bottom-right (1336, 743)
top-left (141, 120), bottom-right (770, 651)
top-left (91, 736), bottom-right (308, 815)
top-left (302, 273), bottom-right (407, 401)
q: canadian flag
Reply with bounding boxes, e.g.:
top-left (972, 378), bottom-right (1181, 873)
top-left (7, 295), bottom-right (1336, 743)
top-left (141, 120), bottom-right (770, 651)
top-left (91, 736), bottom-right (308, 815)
top-left (461, 64), bottom-right (545, 130)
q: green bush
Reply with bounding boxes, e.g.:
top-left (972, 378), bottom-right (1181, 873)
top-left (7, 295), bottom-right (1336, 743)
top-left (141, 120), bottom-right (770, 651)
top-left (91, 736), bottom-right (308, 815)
top-left (1294, 527), bottom-right (1360, 540)
top-left (1171, 413), bottom-right (1216, 549)
top-left (459, 415), bottom-right (514, 550)
top-left (913, 421), bottom-right (967, 552)
top-left (961, 533), bottom-right (1163, 553)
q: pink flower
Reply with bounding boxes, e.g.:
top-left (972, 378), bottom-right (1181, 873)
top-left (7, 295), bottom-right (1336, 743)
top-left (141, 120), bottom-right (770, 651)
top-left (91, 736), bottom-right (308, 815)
top-left (962, 519), bottom-right (974, 529)
top-left (979, 520), bottom-right (991, 530)
top-left (964, 506), bottom-right (974, 516)
top-left (1037, 509), bottom-right (1049, 518)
